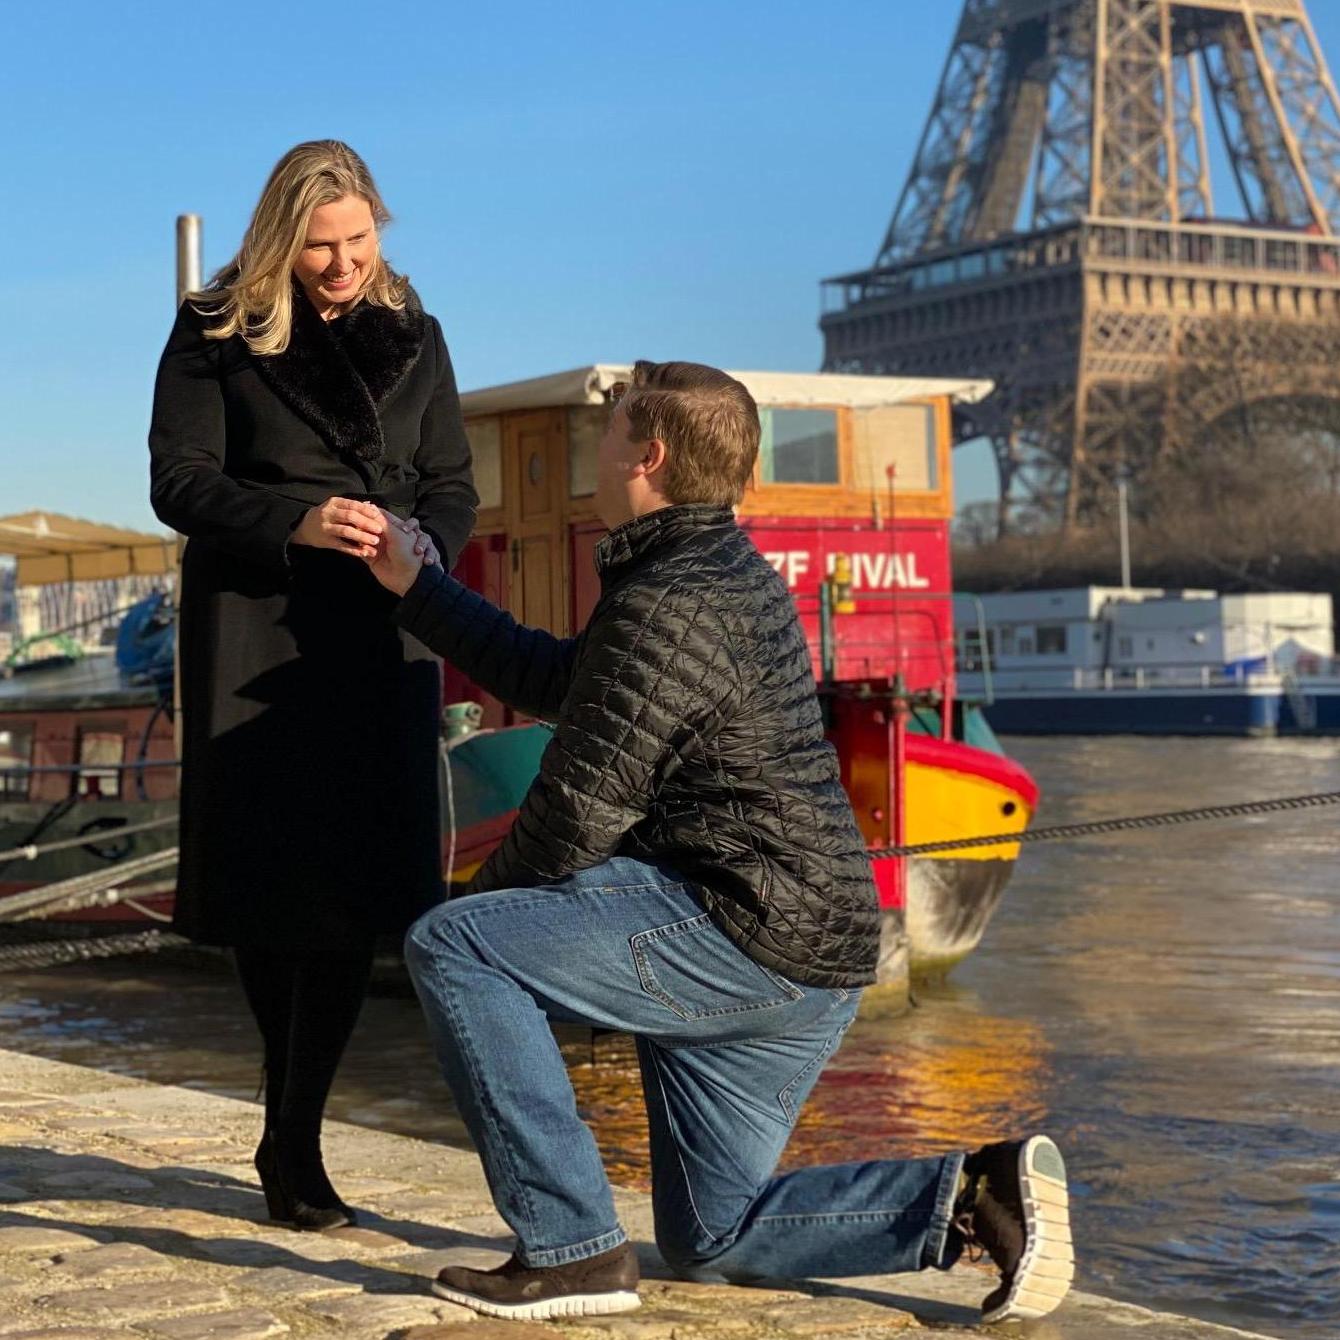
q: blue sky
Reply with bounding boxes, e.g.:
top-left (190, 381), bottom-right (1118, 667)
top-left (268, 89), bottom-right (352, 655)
top-left (6, 1), bottom-right (1340, 532)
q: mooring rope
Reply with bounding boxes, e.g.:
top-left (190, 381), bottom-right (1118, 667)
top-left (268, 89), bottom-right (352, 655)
top-left (0, 848), bottom-right (179, 922)
top-left (874, 788), bottom-right (1340, 858)
top-left (0, 815), bottom-right (178, 865)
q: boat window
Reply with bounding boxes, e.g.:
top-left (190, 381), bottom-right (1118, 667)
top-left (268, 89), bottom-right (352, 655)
top-left (0, 724), bottom-right (33, 801)
top-left (1118, 636), bottom-right (1134, 658)
top-left (998, 626), bottom-right (1016, 655)
top-left (568, 406), bottom-right (605, 497)
top-left (1036, 625), bottom-right (1067, 655)
top-left (851, 404), bottom-right (937, 492)
top-left (759, 409), bottom-right (839, 485)
top-left (77, 730), bottom-right (124, 800)
top-left (465, 417), bottom-right (503, 511)
top-left (961, 627), bottom-right (995, 671)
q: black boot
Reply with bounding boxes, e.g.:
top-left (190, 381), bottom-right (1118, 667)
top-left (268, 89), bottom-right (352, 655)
top-left (254, 1129), bottom-right (355, 1231)
top-left (236, 944), bottom-right (371, 1233)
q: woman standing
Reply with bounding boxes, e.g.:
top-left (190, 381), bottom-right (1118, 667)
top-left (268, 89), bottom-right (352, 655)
top-left (149, 141), bottom-right (477, 1230)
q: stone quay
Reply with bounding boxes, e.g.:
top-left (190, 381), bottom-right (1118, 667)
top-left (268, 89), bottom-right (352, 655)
top-left (0, 1047), bottom-right (1268, 1340)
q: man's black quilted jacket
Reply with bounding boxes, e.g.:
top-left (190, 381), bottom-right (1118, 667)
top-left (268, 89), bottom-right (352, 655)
top-left (395, 503), bottom-right (879, 988)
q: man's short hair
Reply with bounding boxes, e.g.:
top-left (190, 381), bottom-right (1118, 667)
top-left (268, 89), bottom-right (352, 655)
top-left (623, 361), bottom-right (760, 507)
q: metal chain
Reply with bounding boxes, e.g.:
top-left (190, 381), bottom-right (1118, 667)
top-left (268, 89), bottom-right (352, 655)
top-left (875, 789), bottom-right (1340, 858)
top-left (0, 929), bottom-right (190, 973)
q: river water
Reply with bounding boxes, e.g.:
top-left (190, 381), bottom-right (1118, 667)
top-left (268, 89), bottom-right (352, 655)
top-left (1, 736), bottom-right (1337, 1337)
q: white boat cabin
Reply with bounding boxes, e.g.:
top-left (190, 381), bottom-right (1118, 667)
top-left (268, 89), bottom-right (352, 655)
top-left (956, 586), bottom-right (1335, 689)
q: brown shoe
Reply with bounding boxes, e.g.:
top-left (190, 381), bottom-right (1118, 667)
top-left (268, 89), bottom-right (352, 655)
top-left (953, 1134), bottom-right (1073, 1322)
top-left (431, 1241), bottom-right (640, 1320)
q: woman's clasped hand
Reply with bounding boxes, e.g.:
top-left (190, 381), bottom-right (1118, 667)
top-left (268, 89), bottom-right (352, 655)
top-left (292, 497), bottom-right (386, 559)
top-left (289, 498), bottom-right (440, 571)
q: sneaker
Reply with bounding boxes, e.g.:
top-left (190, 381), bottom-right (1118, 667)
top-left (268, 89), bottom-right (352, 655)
top-left (953, 1134), bottom-right (1073, 1323)
top-left (431, 1241), bottom-right (640, 1320)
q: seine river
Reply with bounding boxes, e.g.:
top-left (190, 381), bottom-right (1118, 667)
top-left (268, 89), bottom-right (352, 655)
top-left (1, 735), bottom-right (1337, 1337)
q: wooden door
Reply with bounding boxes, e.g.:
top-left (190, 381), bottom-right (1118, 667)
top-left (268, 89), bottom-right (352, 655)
top-left (503, 410), bottom-right (568, 637)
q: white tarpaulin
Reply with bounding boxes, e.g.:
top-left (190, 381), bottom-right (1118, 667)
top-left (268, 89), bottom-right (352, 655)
top-left (0, 512), bottom-right (178, 586)
top-left (459, 365), bottom-right (993, 417)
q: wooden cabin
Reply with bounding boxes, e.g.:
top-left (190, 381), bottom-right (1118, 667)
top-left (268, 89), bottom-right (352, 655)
top-left (449, 365), bottom-right (991, 726)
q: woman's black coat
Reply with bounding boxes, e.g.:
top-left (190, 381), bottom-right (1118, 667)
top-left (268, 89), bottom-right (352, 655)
top-left (149, 290), bottom-right (477, 950)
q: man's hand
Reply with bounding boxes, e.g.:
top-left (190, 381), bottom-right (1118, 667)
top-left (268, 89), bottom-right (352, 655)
top-left (365, 509), bottom-right (436, 596)
top-left (399, 516), bottom-right (440, 567)
top-left (292, 497), bottom-right (385, 558)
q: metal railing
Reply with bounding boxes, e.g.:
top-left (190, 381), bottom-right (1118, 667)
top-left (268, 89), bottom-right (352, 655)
top-left (0, 759), bottom-right (180, 804)
top-left (1084, 219), bottom-right (1340, 280)
top-left (954, 662), bottom-right (1340, 693)
top-left (822, 216), bottom-right (1340, 314)
top-left (822, 222), bottom-right (1085, 310)
top-left (792, 588), bottom-right (957, 691)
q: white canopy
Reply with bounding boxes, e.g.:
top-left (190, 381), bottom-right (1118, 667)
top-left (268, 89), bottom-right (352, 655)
top-left (459, 365), bottom-right (994, 416)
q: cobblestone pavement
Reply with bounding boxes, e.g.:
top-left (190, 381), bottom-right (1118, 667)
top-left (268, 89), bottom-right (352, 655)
top-left (0, 1050), bottom-right (1267, 1340)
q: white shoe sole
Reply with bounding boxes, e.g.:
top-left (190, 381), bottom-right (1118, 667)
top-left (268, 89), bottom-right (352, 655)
top-left (982, 1134), bottom-right (1074, 1323)
top-left (430, 1279), bottom-right (641, 1320)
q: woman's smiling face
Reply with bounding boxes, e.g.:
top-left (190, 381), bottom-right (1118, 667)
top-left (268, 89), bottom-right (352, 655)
top-left (293, 195), bottom-right (378, 316)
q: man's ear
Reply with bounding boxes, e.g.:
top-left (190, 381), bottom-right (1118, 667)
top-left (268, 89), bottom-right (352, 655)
top-left (637, 437), bottom-right (668, 477)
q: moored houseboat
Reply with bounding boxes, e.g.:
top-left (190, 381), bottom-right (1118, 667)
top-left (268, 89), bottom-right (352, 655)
top-left (447, 366), bottom-right (1038, 983)
top-left (0, 514), bottom-right (181, 928)
top-left (955, 586), bottom-right (1340, 735)
top-left (0, 651), bottom-right (179, 925)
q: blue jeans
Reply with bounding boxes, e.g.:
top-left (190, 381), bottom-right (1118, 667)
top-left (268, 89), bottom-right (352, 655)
top-left (404, 856), bottom-right (965, 1278)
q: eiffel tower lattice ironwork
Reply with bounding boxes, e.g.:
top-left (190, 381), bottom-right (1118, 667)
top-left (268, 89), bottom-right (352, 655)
top-left (820, 0), bottom-right (1340, 530)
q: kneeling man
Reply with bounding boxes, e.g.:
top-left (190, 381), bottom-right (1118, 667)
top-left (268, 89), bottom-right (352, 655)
top-left (368, 361), bottom-right (1072, 1324)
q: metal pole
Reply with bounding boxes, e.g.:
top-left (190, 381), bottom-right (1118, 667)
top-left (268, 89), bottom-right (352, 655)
top-left (819, 581), bottom-right (834, 684)
top-left (952, 592), bottom-right (995, 706)
top-left (175, 214), bottom-right (202, 308)
top-left (172, 215), bottom-right (201, 762)
top-left (889, 675), bottom-right (909, 916)
top-left (1117, 477), bottom-right (1132, 588)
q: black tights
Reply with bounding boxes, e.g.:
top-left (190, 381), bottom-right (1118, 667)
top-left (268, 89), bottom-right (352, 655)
top-left (234, 943), bottom-right (374, 1203)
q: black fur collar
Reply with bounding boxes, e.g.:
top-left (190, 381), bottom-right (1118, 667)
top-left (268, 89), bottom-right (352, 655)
top-left (251, 283), bottom-right (426, 463)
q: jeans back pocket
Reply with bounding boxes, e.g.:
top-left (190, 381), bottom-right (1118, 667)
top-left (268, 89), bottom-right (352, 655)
top-left (631, 913), bottom-right (803, 1022)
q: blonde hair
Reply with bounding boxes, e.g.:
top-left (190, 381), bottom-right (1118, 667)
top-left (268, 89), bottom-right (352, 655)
top-left (193, 140), bottom-right (406, 355)
top-left (624, 361), bottom-right (760, 507)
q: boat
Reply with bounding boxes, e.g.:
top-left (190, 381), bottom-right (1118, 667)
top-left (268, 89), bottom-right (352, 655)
top-left (0, 514), bottom-right (180, 930)
top-left (2, 369), bottom-right (1039, 987)
top-left (956, 585), bottom-right (1340, 735)
top-left (445, 366), bottom-right (1039, 985)
top-left (0, 650), bottom-right (179, 924)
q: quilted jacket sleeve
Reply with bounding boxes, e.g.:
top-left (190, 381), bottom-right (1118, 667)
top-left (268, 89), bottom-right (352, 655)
top-left (395, 563), bottom-right (579, 721)
top-left (468, 585), bottom-right (741, 894)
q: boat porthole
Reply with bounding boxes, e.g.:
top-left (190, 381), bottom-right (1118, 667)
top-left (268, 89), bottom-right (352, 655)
top-left (1001, 801), bottom-right (1017, 817)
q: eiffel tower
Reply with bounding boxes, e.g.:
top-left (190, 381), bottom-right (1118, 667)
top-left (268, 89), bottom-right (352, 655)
top-left (820, 0), bottom-right (1340, 530)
